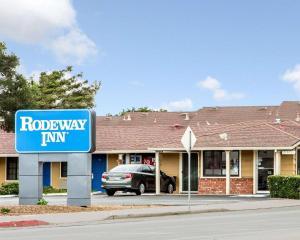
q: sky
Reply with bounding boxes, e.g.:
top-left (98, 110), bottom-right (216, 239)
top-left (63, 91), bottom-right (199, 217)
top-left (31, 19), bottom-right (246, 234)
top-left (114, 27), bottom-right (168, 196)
top-left (1, 0), bottom-right (300, 115)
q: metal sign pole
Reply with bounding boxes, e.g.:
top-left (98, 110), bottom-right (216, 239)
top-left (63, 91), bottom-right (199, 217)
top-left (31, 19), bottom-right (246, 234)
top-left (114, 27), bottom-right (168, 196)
top-left (188, 129), bottom-right (191, 211)
top-left (181, 126), bottom-right (196, 212)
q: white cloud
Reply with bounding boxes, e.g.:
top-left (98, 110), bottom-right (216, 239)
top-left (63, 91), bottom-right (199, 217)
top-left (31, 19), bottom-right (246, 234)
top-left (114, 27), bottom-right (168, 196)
top-left (51, 28), bottom-right (97, 65)
top-left (197, 76), bottom-right (245, 101)
top-left (282, 64), bottom-right (300, 93)
top-left (161, 98), bottom-right (193, 111)
top-left (0, 0), bottom-right (97, 65)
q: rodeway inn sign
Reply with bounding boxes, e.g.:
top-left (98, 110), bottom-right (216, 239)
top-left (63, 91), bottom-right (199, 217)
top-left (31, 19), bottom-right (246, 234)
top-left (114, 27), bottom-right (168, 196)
top-left (15, 109), bottom-right (96, 153)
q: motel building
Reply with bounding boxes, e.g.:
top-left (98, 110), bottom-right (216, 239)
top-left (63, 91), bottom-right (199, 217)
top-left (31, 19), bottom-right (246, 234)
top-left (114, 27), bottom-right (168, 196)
top-left (1, 101), bottom-right (300, 195)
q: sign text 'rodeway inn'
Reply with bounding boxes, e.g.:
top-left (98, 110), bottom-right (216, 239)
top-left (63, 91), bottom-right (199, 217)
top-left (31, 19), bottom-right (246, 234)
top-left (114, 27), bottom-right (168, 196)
top-left (15, 109), bottom-right (95, 153)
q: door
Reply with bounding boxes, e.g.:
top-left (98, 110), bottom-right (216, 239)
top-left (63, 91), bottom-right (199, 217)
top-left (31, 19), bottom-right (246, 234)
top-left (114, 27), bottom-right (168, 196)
top-left (258, 150), bottom-right (274, 191)
top-left (182, 153), bottom-right (199, 192)
top-left (92, 154), bottom-right (107, 192)
top-left (43, 162), bottom-right (51, 187)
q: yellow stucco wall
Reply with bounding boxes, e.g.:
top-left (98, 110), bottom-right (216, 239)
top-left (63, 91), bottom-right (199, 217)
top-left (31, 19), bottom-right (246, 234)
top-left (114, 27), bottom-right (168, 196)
top-left (51, 162), bottom-right (60, 189)
top-left (107, 154), bottom-right (118, 171)
top-left (281, 154), bottom-right (295, 176)
top-left (51, 162), bottom-right (67, 189)
top-left (241, 150), bottom-right (253, 177)
top-left (160, 153), bottom-right (180, 193)
top-left (0, 157), bottom-right (5, 184)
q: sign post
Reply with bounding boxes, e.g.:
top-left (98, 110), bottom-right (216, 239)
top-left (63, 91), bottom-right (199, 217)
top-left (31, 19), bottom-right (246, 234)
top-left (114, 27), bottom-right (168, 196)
top-left (181, 126), bottom-right (197, 211)
top-left (15, 109), bottom-right (96, 206)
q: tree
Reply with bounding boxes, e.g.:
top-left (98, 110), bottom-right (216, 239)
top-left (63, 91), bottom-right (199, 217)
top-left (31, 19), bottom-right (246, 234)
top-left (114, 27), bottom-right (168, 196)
top-left (0, 42), bottom-right (34, 132)
top-left (0, 42), bottom-right (101, 132)
top-left (32, 66), bottom-right (101, 109)
top-left (119, 107), bottom-right (167, 116)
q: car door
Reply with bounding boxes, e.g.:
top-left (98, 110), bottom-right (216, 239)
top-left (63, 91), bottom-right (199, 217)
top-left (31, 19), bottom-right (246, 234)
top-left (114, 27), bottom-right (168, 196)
top-left (141, 165), bottom-right (155, 191)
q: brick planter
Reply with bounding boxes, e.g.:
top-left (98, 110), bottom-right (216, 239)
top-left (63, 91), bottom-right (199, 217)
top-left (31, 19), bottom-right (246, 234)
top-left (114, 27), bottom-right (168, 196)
top-left (198, 177), bottom-right (253, 195)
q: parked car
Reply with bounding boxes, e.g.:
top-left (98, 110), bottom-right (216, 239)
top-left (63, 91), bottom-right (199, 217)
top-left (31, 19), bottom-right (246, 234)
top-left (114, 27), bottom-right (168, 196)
top-left (101, 164), bottom-right (176, 196)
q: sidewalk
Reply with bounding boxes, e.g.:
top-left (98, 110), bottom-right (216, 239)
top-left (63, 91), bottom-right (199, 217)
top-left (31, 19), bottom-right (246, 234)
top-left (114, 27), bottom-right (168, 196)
top-left (0, 199), bottom-right (300, 227)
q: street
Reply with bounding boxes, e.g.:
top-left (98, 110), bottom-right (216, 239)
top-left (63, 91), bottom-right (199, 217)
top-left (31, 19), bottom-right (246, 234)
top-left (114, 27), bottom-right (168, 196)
top-left (1, 206), bottom-right (300, 240)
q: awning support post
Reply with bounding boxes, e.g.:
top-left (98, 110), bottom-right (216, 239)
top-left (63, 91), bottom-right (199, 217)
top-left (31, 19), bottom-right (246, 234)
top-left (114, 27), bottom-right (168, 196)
top-left (155, 152), bottom-right (160, 194)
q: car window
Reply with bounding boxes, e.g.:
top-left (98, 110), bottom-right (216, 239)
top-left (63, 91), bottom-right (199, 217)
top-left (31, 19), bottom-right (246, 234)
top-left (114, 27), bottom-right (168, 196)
top-left (141, 165), bottom-right (152, 173)
top-left (110, 165), bottom-right (140, 172)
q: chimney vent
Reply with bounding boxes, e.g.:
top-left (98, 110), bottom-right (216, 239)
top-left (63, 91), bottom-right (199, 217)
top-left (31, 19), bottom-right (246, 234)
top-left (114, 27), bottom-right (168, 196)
top-left (296, 113), bottom-right (300, 122)
top-left (219, 133), bottom-right (228, 141)
top-left (275, 118), bottom-right (281, 124)
top-left (180, 113), bottom-right (189, 120)
top-left (123, 114), bottom-right (131, 121)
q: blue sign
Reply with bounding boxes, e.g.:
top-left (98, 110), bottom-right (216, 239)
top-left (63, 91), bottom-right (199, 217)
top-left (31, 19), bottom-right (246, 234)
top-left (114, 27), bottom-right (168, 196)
top-left (15, 109), bottom-right (95, 153)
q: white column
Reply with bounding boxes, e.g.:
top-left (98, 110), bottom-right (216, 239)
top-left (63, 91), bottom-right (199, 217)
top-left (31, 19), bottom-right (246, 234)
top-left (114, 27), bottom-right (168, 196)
top-left (253, 150), bottom-right (258, 194)
top-left (155, 152), bottom-right (160, 194)
top-left (179, 153), bottom-right (183, 193)
top-left (225, 150), bottom-right (231, 195)
top-left (125, 154), bottom-right (130, 164)
top-left (274, 150), bottom-right (281, 176)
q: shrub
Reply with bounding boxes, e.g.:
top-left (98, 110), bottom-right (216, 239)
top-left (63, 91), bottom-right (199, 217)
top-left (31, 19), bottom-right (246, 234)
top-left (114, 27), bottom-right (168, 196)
top-left (268, 175), bottom-right (300, 199)
top-left (0, 182), bottom-right (19, 195)
top-left (37, 198), bottom-right (48, 205)
top-left (43, 186), bottom-right (67, 194)
top-left (0, 208), bottom-right (10, 214)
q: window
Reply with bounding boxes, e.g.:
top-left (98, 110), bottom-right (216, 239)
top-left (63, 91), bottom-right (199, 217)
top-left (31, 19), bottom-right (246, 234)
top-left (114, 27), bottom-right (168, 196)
top-left (203, 151), bottom-right (239, 177)
top-left (6, 157), bottom-right (18, 180)
top-left (60, 162), bottom-right (67, 178)
top-left (130, 154), bottom-right (142, 164)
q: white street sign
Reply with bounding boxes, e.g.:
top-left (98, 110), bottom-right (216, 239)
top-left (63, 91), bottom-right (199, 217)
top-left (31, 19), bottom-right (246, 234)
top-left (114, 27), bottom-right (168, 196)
top-left (181, 126), bottom-right (197, 152)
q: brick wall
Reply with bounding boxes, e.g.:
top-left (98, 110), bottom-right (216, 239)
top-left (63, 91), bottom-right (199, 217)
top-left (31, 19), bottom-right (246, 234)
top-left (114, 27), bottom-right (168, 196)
top-left (198, 178), bottom-right (253, 195)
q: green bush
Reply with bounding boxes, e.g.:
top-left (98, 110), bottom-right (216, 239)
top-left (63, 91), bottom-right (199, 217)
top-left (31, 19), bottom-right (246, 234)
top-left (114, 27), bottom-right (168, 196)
top-left (43, 186), bottom-right (67, 194)
top-left (268, 175), bottom-right (300, 199)
top-left (0, 208), bottom-right (10, 214)
top-left (0, 182), bottom-right (19, 195)
top-left (37, 198), bottom-right (48, 205)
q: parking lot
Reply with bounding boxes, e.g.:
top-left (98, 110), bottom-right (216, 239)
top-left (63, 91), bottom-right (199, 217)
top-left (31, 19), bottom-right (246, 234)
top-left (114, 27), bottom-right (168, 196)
top-left (0, 193), bottom-right (270, 206)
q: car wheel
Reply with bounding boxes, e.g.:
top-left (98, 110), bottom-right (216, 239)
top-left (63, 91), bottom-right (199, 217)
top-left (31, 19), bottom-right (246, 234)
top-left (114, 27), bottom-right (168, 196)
top-left (106, 189), bottom-right (115, 196)
top-left (166, 183), bottom-right (174, 194)
top-left (136, 183), bottom-right (146, 195)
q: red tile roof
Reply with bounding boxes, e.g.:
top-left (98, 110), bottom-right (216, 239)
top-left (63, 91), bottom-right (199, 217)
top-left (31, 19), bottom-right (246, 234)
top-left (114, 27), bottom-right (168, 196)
top-left (2, 101), bottom-right (300, 154)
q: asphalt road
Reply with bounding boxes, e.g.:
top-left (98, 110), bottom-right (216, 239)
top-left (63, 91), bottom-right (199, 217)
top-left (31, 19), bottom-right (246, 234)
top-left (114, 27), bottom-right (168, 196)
top-left (1, 206), bottom-right (300, 240)
top-left (0, 194), bottom-right (269, 206)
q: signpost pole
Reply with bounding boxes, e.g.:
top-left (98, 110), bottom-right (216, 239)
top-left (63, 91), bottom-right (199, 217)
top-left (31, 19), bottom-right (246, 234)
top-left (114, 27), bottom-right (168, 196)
top-left (181, 126), bottom-right (196, 212)
top-left (188, 129), bottom-right (191, 211)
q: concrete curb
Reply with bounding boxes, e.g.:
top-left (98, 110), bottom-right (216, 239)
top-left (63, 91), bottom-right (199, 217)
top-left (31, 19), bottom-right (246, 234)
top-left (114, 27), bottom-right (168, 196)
top-left (105, 208), bottom-right (230, 220)
top-left (0, 195), bottom-right (17, 198)
top-left (104, 205), bottom-right (300, 221)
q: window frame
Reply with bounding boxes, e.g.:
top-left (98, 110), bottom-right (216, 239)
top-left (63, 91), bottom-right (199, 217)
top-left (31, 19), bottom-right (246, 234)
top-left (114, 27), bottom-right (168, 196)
top-left (202, 150), bottom-right (241, 178)
top-left (60, 162), bottom-right (68, 178)
top-left (130, 154), bottom-right (142, 164)
top-left (5, 157), bottom-right (19, 181)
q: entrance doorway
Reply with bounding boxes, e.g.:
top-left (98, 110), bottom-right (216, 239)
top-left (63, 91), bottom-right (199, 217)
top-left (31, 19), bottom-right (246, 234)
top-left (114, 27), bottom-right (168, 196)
top-left (92, 154), bottom-right (107, 192)
top-left (182, 153), bottom-right (199, 192)
top-left (258, 150), bottom-right (274, 191)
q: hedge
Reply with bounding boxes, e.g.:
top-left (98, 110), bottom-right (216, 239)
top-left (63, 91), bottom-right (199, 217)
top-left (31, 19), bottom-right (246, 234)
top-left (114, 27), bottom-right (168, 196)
top-left (268, 175), bottom-right (300, 199)
top-left (0, 183), bottom-right (67, 195)
top-left (0, 182), bottom-right (19, 195)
